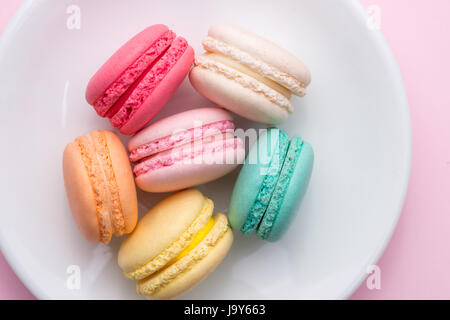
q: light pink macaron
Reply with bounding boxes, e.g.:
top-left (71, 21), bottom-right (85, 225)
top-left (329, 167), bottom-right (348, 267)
top-left (128, 108), bottom-right (245, 192)
top-left (86, 24), bottom-right (194, 135)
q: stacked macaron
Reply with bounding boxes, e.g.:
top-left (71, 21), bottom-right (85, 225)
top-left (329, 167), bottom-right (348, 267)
top-left (62, 23), bottom-right (314, 299)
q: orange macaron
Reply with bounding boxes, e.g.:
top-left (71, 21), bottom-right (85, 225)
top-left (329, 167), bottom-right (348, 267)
top-left (63, 130), bottom-right (138, 244)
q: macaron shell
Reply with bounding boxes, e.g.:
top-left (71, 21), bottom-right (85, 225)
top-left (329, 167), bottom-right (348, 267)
top-left (228, 128), bottom-right (283, 231)
top-left (86, 24), bottom-right (169, 105)
top-left (135, 136), bottom-right (245, 193)
top-left (118, 45), bottom-right (195, 134)
top-left (128, 107), bottom-right (233, 152)
top-left (63, 142), bottom-right (100, 242)
top-left (261, 141), bottom-right (314, 242)
top-left (137, 216), bottom-right (233, 300)
top-left (190, 66), bottom-right (288, 125)
top-left (207, 24), bottom-right (311, 87)
top-left (103, 131), bottom-right (138, 233)
top-left (118, 189), bottom-right (212, 274)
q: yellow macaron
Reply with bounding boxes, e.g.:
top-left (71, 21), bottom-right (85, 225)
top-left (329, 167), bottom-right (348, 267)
top-left (118, 189), bottom-right (233, 299)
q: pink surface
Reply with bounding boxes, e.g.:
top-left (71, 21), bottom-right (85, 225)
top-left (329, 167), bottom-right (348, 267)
top-left (1, 0), bottom-right (450, 299)
top-left (352, 0), bottom-right (450, 299)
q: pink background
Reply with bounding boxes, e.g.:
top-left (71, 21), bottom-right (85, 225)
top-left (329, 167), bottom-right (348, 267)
top-left (1, 0), bottom-right (449, 299)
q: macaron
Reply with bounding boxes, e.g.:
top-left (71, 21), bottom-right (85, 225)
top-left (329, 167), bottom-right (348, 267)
top-left (118, 189), bottom-right (233, 299)
top-left (128, 107), bottom-right (245, 193)
top-left (86, 24), bottom-right (195, 135)
top-left (228, 128), bottom-right (314, 242)
top-left (189, 24), bottom-right (311, 125)
top-left (63, 130), bottom-right (138, 244)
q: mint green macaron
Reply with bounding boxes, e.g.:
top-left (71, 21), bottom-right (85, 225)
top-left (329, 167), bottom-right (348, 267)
top-left (228, 128), bottom-right (314, 242)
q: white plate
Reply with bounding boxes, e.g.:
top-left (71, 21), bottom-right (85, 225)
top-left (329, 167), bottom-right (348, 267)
top-left (0, 0), bottom-right (410, 299)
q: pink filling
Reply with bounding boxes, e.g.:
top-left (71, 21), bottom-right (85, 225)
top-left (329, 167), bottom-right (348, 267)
top-left (93, 30), bottom-right (176, 117)
top-left (129, 120), bottom-right (235, 162)
top-left (133, 137), bottom-right (242, 177)
top-left (110, 37), bottom-right (189, 128)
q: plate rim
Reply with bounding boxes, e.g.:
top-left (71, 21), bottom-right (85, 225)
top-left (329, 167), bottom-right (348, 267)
top-left (0, 0), bottom-right (411, 300)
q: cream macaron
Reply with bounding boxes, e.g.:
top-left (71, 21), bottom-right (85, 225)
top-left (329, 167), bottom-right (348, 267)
top-left (118, 189), bottom-right (233, 299)
top-left (190, 24), bottom-right (311, 125)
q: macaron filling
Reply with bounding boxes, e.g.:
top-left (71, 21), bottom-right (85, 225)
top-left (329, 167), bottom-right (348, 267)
top-left (86, 132), bottom-right (127, 237)
top-left (195, 54), bottom-right (293, 113)
top-left (202, 36), bottom-right (307, 96)
top-left (204, 53), bottom-right (291, 98)
top-left (93, 30), bottom-right (176, 117)
top-left (167, 217), bottom-right (215, 265)
top-left (76, 131), bottom-right (125, 244)
top-left (129, 120), bottom-right (235, 162)
top-left (240, 130), bottom-right (289, 235)
top-left (257, 137), bottom-right (304, 240)
top-left (133, 135), bottom-right (243, 177)
top-left (110, 37), bottom-right (189, 129)
top-left (124, 198), bottom-right (213, 280)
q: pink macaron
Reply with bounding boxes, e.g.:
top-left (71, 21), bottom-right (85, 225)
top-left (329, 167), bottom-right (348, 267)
top-left (128, 108), bottom-right (245, 192)
top-left (86, 24), bottom-right (194, 135)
